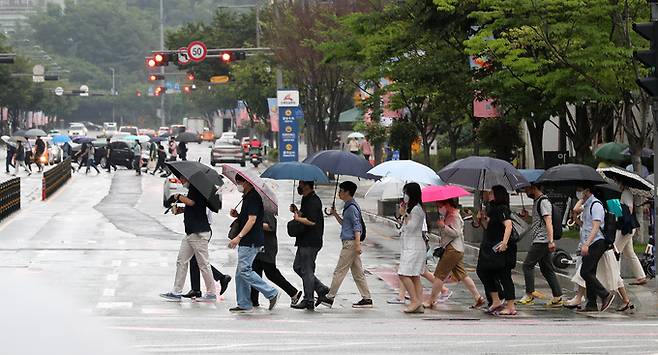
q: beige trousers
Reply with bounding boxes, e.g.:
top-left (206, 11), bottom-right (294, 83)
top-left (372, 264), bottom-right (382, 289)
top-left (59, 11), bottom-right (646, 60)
top-left (173, 232), bottom-right (215, 295)
top-left (327, 240), bottom-right (371, 299)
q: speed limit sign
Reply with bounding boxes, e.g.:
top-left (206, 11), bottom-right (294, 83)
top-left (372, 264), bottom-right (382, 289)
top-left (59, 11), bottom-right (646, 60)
top-left (187, 41), bottom-right (207, 62)
top-left (178, 47), bottom-right (190, 65)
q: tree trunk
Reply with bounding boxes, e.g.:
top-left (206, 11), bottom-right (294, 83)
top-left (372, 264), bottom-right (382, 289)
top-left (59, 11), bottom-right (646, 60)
top-left (421, 134), bottom-right (431, 166)
top-left (373, 142), bottom-right (383, 165)
top-left (526, 119), bottom-right (546, 168)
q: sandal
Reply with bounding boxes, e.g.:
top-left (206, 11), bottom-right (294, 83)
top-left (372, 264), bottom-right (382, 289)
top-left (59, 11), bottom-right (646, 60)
top-left (470, 296), bottom-right (485, 309)
top-left (484, 304), bottom-right (504, 315)
top-left (403, 304), bottom-right (425, 314)
top-left (629, 279), bottom-right (647, 286)
top-left (616, 302), bottom-right (635, 312)
top-left (496, 309), bottom-right (518, 316)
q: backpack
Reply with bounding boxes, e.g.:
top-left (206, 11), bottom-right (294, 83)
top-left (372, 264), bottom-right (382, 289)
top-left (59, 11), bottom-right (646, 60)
top-left (536, 196), bottom-right (563, 241)
top-left (590, 200), bottom-right (617, 246)
top-left (347, 203), bottom-right (366, 241)
top-left (510, 211), bottom-right (529, 242)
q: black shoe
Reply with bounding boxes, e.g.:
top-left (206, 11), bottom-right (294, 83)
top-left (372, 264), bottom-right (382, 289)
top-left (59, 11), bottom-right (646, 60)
top-left (219, 275), bottom-right (232, 295)
top-left (229, 306), bottom-right (253, 313)
top-left (352, 298), bottom-right (373, 308)
top-left (600, 292), bottom-right (616, 312)
top-left (316, 294), bottom-right (334, 308)
top-left (291, 300), bottom-right (314, 311)
top-left (181, 290), bottom-right (202, 299)
top-left (577, 304), bottom-right (599, 313)
top-left (291, 290), bottom-right (302, 306)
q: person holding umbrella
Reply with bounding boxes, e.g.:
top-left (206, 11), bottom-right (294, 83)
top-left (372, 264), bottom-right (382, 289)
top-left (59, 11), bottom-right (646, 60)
top-left (4, 140), bottom-right (15, 174)
top-left (105, 138), bottom-right (118, 172)
top-left (34, 136), bottom-right (45, 173)
top-left (12, 140), bottom-right (30, 177)
top-left (227, 173), bottom-right (279, 312)
top-left (160, 176), bottom-right (217, 303)
top-left (132, 139), bottom-right (142, 176)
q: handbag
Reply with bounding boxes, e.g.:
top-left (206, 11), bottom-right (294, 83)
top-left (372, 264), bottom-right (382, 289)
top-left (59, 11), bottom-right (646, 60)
top-left (433, 246), bottom-right (445, 258)
top-left (227, 219), bottom-right (241, 239)
top-left (287, 219), bottom-right (306, 238)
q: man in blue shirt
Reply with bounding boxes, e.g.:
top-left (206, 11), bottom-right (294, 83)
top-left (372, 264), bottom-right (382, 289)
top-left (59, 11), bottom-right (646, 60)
top-left (317, 181), bottom-right (372, 309)
top-left (576, 184), bottom-right (615, 312)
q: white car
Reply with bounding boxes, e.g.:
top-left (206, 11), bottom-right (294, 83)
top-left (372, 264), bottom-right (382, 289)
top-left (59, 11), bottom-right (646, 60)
top-left (157, 126), bottom-right (169, 136)
top-left (69, 123), bottom-right (88, 136)
top-left (103, 122), bottom-right (118, 138)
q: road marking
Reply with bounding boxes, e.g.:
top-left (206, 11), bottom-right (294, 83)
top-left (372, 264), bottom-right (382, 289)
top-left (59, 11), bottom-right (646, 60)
top-left (141, 307), bottom-right (179, 315)
top-left (118, 240), bottom-right (126, 245)
top-left (106, 274), bottom-right (118, 281)
top-left (103, 288), bottom-right (116, 297)
top-left (87, 240), bottom-right (97, 244)
top-left (97, 302), bottom-right (132, 309)
top-left (129, 261), bottom-right (139, 267)
top-left (160, 262), bottom-right (168, 267)
top-left (111, 260), bottom-right (122, 267)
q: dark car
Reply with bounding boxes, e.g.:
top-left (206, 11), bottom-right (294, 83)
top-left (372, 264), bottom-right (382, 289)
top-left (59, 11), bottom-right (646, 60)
top-left (94, 141), bottom-right (137, 169)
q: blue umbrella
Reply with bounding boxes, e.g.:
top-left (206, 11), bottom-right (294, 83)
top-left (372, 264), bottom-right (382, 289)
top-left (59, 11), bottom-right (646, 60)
top-left (303, 150), bottom-right (380, 213)
top-left (519, 169), bottom-right (545, 184)
top-left (51, 135), bottom-right (71, 144)
top-left (72, 136), bottom-right (94, 144)
top-left (262, 162), bottom-right (330, 201)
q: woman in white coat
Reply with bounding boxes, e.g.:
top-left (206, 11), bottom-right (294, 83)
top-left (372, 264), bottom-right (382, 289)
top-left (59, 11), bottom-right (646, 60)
top-left (398, 182), bottom-right (428, 313)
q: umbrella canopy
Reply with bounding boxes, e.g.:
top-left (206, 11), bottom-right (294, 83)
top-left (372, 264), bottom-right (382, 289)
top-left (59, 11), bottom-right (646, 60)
top-left (518, 169), bottom-right (545, 184)
top-left (113, 135), bottom-right (150, 143)
top-left (598, 167), bottom-right (653, 192)
top-left (24, 128), bottom-right (47, 137)
top-left (591, 182), bottom-right (621, 202)
top-left (150, 136), bottom-right (167, 143)
top-left (261, 162), bottom-right (329, 183)
top-left (364, 176), bottom-right (408, 200)
top-left (72, 136), bottom-right (94, 144)
top-left (166, 161), bottom-right (222, 212)
top-left (421, 185), bottom-right (471, 203)
top-left (594, 142), bottom-right (629, 162)
top-left (625, 164), bottom-right (650, 178)
top-left (367, 160), bottom-right (442, 186)
top-left (347, 132), bottom-right (365, 140)
top-left (303, 150), bottom-right (378, 179)
top-left (222, 164), bottom-right (278, 215)
top-left (622, 147), bottom-right (653, 158)
top-left (176, 132), bottom-right (200, 143)
top-left (1, 135), bottom-right (16, 147)
top-left (12, 130), bottom-right (27, 137)
top-left (438, 156), bottom-right (529, 191)
top-left (51, 135), bottom-right (71, 144)
top-left (536, 163), bottom-right (605, 186)
top-left (9, 136), bottom-right (27, 143)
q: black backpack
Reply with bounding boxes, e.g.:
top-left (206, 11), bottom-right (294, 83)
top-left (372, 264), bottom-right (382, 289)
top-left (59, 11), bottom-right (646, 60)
top-left (590, 200), bottom-right (617, 246)
top-left (536, 196), bottom-right (563, 241)
top-left (347, 203), bottom-right (366, 241)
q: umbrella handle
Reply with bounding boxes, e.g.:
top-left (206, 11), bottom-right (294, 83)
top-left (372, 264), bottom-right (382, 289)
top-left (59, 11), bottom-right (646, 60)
top-left (324, 203), bottom-right (335, 216)
top-left (325, 176), bottom-right (340, 216)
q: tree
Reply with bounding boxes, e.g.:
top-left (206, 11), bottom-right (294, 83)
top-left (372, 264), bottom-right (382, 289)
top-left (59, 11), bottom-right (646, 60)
top-left (479, 117), bottom-right (524, 162)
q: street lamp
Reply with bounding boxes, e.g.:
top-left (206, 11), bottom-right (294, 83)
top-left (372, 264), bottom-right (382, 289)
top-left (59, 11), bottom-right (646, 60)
top-left (109, 67), bottom-right (116, 124)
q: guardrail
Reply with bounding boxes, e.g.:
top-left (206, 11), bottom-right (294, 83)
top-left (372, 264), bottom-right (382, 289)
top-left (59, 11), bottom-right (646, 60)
top-left (42, 158), bottom-right (71, 200)
top-left (0, 177), bottom-right (20, 222)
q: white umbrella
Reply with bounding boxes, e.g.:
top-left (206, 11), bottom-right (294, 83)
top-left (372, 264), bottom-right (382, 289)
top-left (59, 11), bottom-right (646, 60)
top-left (347, 132), bottom-right (365, 140)
top-left (364, 176), bottom-right (406, 200)
top-left (368, 160), bottom-right (442, 186)
top-left (1, 135), bottom-right (16, 147)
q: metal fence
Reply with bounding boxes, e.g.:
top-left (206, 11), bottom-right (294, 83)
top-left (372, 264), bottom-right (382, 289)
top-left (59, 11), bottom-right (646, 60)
top-left (42, 158), bottom-right (71, 200)
top-left (0, 177), bottom-right (20, 222)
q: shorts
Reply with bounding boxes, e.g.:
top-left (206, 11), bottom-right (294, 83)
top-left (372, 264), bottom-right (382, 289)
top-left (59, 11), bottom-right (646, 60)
top-left (434, 243), bottom-right (467, 281)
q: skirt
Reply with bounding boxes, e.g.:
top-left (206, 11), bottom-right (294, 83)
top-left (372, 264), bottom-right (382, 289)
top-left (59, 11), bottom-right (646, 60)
top-left (571, 249), bottom-right (624, 291)
top-left (398, 249), bottom-right (426, 276)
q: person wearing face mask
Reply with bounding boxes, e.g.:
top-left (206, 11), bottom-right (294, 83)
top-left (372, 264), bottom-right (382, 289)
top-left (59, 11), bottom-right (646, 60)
top-left (613, 179), bottom-right (647, 286)
top-left (227, 173), bottom-right (279, 312)
top-left (290, 180), bottom-right (328, 311)
top-left (160, 177), bottom-right (217, 303)
top-left (573, 184), bottom-right (616, 312)
top-left (518, 183), bottom-right (563, 307)
top-left (423, 198), bottom-right (484, 309)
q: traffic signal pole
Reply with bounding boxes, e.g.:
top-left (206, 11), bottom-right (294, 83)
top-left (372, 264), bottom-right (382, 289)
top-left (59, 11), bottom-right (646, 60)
top-left (651, 1), bottom-right (658, 292)
top-left (159, 0), bottom-right (166, 127)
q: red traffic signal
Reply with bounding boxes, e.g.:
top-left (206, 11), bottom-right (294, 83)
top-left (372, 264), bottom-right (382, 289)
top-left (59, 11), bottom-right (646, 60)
top-left (220, 52), bottom-right (232, 63)
top-left (154, 86), bottom-right (166, 96)
top-left (136, 90), bottom-right (142, 97)
top-left (183, 85), bottom-right (191, 93)
top-left (148, 74), bottom-right (165, 81)
top-left (149, 52), bottom-right (173, 67)
top-left (186, 72), bottom-right (195, 81)
top-left (219, 51), bottom-right (246, 63)
top-left (146, 57), bottom-right (157, 68)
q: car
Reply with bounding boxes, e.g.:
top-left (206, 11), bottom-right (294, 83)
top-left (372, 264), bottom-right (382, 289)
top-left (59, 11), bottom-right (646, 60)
top-left (200, 127), bottom-right (215, 142)
top-left (157, 126), bottom-right (169, 136)
top-left (170, 124), bottom-right (186, 136)
top-left (48, 129), bottom-right (60, 135)
top-left (94, 141), bottom-right (138, 169)
top-left (138, 128), bottom-right (156, 137)
top-left (211, 141), bottom-right (245, 167)
top-left (217, 132), bottom-right (239, 145)
top-left (102, 122), bottom-right (118, 138)
top-left (163, 174), bottom-right (223, 208)
top-left (68, 123), bottom-right (88, 136)
top-left (119, 126), bottom-right (138, 136)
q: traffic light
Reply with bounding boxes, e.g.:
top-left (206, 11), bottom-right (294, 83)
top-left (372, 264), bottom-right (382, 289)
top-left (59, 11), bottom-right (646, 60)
top-left (44, 74), bottom-right (59, 81)
top-left (634, 18), bottom-right (658, 96)
top-left (154, 86), bottom-right (166, 96)
top-left (147, 52), bottom-right (174, 68)
top-left (186, 72), bottom-right (195, 81)
top-left (219, 51), bottom-right (246, 63)
top-left (183, 85), bottom-right (191, 93)
top-left (136, 90), bottom-right (142, 97)
top-left (146, 56), bottom-right (157, 68)
top-left (148, 74), bottom-right (165, 81)
top-left (0, 55), bottom-right (15, 64)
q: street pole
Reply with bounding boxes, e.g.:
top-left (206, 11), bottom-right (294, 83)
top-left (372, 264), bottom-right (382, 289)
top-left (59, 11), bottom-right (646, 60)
top-left (109, 67), bottom-right (116, 123)
top-left (159, 0), bottom-right (166, 127)
top-left (256, 3), bottom-right (261, 48)
top-left (651, 1), bottom-right (658, 291)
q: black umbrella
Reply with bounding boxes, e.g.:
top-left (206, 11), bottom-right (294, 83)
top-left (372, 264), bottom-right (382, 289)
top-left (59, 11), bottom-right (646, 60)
top-left (175, 132), bottom-right (200, 143)
top-left (165, 161), bottom-right (223, 212)
top-left (438, 156), bottom-right (529, 192)
top-left (303, 150), bottom-right (380, 213)
top-left (591, 182), bottom-right (621, 202)
top-left (598, 167), bottom-right (653, 191)
top-left (536, 164), bottom-right (605, 186)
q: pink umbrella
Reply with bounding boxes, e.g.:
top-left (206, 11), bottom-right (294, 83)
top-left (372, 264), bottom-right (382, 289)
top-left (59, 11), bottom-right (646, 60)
top-left (221, 164), bottom-right (278, 215)
top-left (421, 185), bottom-right (470, 203)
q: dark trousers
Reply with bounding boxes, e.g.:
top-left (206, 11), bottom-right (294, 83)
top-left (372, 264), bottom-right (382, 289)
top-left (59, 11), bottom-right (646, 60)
top-left (34, 155), bottom-right (43, 171)
top-left (189, 255), bottom-right (226, 292)
top-left (250, 259), bottom-right (298, 305)
top-left (293, 246), bottom-right (328, 302)
top-left (133, 157), bottom-right (141, 174)
top-left (86, 159), bottom-right (100, 174)
top-left (476, 263), bottom-right (503, 305)
top-left (478, 267), bottom-right (515, 302)
top-left (106, 156), bottom-right (117, 172)
top-left (5, 155), bottom-right (14, 172)
top-left (523, 243), bottom-right (562, 297)
top-left (580, 239), bottom-right (610, 308)
top-left (152, 159), bottom-right (166, 174)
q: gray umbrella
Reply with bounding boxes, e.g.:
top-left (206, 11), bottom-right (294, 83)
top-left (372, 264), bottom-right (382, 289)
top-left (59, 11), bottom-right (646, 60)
top-left (535, 163), bottom-right (605, 186)
top-left (12, 130), bottom-right (27, 137)
top-left (25, 128), bottom-right (47, 137)
top-left (437, 156), bottom-right (529, 191)
top-left (175, 132), bottom-right (200, 143)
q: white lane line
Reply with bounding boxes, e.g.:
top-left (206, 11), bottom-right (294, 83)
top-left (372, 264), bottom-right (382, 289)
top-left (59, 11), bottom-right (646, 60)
top-left (111, 260), bottom-right (122, 267)
top-left (128, 261), bottom-right (139, 267)
top-left (117, 240), bottom-right (126, 245)
top-left (141, 308), bottom-right (179, 315)
top-left (106, 274), bottom-right (118, 281)
top-left (87, 240), bottom-right (97, 244)
top-left (103, 288), bottom-right (116, 297)
top-left (96, 302), bottom-right (132, 309)
top-left (159, 262), bottom-right (168, 267)
top-left (580, 345), bottom-right (653, 350)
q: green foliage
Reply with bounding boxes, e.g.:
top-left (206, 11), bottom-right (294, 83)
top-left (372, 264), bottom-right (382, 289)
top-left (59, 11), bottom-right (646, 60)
top-left (388, 118), bottom-right (417, 160)
top-left (479, 118), bottom-right (524, 162)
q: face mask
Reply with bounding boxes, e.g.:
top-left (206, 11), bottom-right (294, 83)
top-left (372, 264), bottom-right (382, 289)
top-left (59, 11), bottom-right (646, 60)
top-left (403, 194), bottom-right (410, 203)
top-left (438, 207), bottom-right (447, 216)
top-left (576, 190), bottom-right (584, 200)
top-left (297, 186), bottom-right (304, 195)
top-left (237, 184), bottom-right (245, 193)
top-left (183, 182), bottom-right (190, 189)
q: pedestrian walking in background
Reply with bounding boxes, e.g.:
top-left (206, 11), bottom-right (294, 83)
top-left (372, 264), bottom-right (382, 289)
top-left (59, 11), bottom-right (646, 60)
top-left (85, 143), bottom-right (100, 175)
top-left (572, 184), bottom-right (615, 312)
top-left (183, 256), bottom-right (232, 299)
top-left (34, 136), bottom-right (45, 173)
top-left (251, 211), bottom-right (302, 307)
top-left (424, 198), bottom-right (484, 309)
top-left (290, 180), bottom-right (328, 311)
top-left (317, 181), bottom-right (373, 309)
top-left (105, 138), bottom-right (117, 172)
top-left (132, 140), bottom-right (142, 176)
top-left (160, 177), bottom-right (217, 303)
top-left (348, 138), bottom-right (360, 155)
top-left (178, 141), bottom-right (188, 161)
top-left (394, 182), bottom-right (427, 313)
top-left (5, 142), bottom-right (15, 173)
top-left (24, 141), bottom-right (33, 173)
top-left (518, 183), bottom-right (563, 307)
top-left (12, 141), bottom-right (30, 177)
top-left (361, 139), bottom-right (373, 163)
top-left (614, 179), bottom-right (647, 286)
top-left (168, 137), bottom-right (178, 161)
top-left (476, 185), bottom-right (517, 316)
top-left (227, 173), bottom-right (279, 313)
top-left (76, 143), bottom-right (89, 172)
top-left (151, 143), bottom-right (167, 175)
